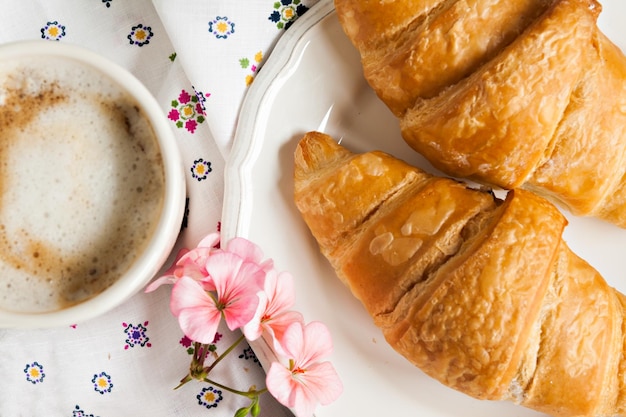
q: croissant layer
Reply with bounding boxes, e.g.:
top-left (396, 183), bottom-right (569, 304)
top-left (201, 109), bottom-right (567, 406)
top-left (294, 131), bottom-right (626, 417)
top-left (334, 0), bottom-right (626, 228)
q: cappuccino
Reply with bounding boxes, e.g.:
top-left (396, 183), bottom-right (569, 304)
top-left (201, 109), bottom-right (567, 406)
top-left (0, 55), bottom-right (166, 313)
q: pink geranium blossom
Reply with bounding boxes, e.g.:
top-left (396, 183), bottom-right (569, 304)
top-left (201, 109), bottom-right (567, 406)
top-left (170, 277), bottom-right (221, 344)
top-left (147, 233), bottom-right (343, 414)
top-left (224, 237), bottom-right (273, 272)
top-left (170, 249), bottom-right (265, 344)
top-left (145, 232), bottom-right (221, 293)
top-left (144, 248), bottom-right (190, 292)
top-left (266, 321), bottom-right (343, 417)
top-left (243, 269), bottom-right (303, 350)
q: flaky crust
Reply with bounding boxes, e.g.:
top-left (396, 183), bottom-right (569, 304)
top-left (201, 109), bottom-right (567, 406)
top-left (335, 0), bottom-right (626, 227)
top-left (294, 131), bottom-right (626, 417)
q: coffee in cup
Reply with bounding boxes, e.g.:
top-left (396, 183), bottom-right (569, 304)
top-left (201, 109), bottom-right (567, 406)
top-left (0, 52), bottom-right (167, 314)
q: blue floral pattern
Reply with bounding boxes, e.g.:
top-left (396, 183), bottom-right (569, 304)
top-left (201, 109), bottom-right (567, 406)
top-left (73, 405), bottom-right (98, 417)
top-left (123, 321), bottom-right (152, 349)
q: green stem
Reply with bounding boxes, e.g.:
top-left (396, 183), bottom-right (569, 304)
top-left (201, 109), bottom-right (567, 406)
top-left (173, 373), bottom-right (193, 390)
top-left (175, 333), bottom-right (269, 400)
top-left (206, 332), bottom-right (246, 373)
top-left (202, 376), bottom-right (268, 398)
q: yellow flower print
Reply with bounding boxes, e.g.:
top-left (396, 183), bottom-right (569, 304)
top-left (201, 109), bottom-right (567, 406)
top-left (197, 386), bottom-right (223, 409)
top-left (40, 21), bottom-right (66, 41)
top-left (134, 29), bottom-right (147, 41)
top-left (191, 158), bottom-right (212, 181)
top-left (92, 371), bottom-right (113, 394)
top-left (24, 362), bottom-right (45, 384)
top-left (240, 51), bottom-right (264, 86)
top-left (128, 24), bottom-right (154, 47)
top-left (209, 16), bottom-right (235, 39)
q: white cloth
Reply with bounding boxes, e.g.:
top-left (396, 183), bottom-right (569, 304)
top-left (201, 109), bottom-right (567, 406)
top-left (0, 0), bottom-right (318, 415)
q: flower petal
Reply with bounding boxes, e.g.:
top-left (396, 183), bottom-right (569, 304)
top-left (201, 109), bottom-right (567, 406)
top-left (222, 292), bottom-right (260, 330)
top-left (265, 270), bottom-right (296, 317)
top-left (279, 321), bottom-right (305, 360)
top-left (299, 321), bottom-right (334, 367)
top-left (196, 232), bottom-right (220, 248)
top-left (242, 291), bottom-right (268, 341)
top-left (233, 260), bottom-right (266, 291)
top-left (226, 237), bottom-right (265, 263)
top-left (145, 248), bottom-right (190, 292)
top-left (205, 251), bottom-right (243, 295)
top-left (170, 276), bottom-right (211, 316)
top-left (177, 305), bottom-right (221, 344)
top-left (170, 277), bottom-right (221, 343)
top-left (265, 310), bottom-right (304, 354)
top-left (297, 361), bottom-right (343, 406)
top-left (266, 362), bottom-right (299, 408)
top-left (266, 359), bottom-right (343, 417)
top-left (144, 274), bottom-right (176, 293)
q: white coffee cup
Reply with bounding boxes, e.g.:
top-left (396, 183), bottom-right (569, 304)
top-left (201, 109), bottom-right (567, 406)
top-left (0, 40), bottom-right (185, 328)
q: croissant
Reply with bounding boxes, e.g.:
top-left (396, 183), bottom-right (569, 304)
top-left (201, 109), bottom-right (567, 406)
top-left (334, 0), bottom-right (626, 228)
top-left (294, 131), bottom-right (626, 417)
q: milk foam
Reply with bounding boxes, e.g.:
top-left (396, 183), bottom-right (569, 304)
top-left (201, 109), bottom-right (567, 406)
top-left (0, 56), bottom-right (166, 313)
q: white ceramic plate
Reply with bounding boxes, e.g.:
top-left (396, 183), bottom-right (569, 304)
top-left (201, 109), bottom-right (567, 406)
top-left (223, 1), bottom-right (626, 416)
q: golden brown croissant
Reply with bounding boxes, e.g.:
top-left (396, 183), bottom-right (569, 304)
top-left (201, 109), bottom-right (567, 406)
top-left (294, 131), bottom-right (626, 417)
top-left (334, 0), bottom-right (626, 228)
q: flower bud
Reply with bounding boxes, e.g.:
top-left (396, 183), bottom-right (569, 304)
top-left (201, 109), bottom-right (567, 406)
top-left (234, 406), bottom-right (250, 417)
top-left (251, 400), bottom-right (261, 417)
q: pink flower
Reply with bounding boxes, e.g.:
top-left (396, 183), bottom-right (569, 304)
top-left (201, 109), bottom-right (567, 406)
top-left (170, 277), bottom-right (220, 343)
top-left (168, 108), bottom-right (180, 121)
top-left (185, 119), bottom-right (198, 133)
top-left (266, 321), bottom-right (343, 417)
top-left (170, 249), bottom-right (265, 344)
top-left (223, 237), bottom-right (277, 279)
top-left (177, 232), bottom-right (221, 277)
top-left (242, 269), bottom-right (304, 349)
top-left (145, 232), bottom-right (221, 293)
top-left (144, 248), bottom-right (190, 292)
top-left (179, 90), bottom-right (191, 104)
top-left (195, 102), bottom-right (206, 115)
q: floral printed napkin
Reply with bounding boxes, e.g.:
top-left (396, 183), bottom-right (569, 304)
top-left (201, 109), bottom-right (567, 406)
top-left (0, 0), bottom-right (317, 416)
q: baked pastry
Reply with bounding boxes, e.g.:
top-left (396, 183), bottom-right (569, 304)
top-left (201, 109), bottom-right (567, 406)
top-left (294, 131), bottom-right (626, 417)
top-left (334, 0), bottom-right (626, 228)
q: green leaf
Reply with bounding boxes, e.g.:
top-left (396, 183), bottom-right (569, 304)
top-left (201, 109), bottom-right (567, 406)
top-left (273, 2), bottom-right (281, 9)
top-left (239, 58), bottom-right (250, 69)
top-left (169, 52), bottom-right (177, 62)
top-left (197, 116), bottom-right (205, 124)
top-left (171, 100), bottom-right (179, 107)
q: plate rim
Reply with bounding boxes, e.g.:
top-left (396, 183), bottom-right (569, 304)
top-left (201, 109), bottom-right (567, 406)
top-left (222, 0), bottom-right (335, 244)
top-left (220, 0), bottom-right (337, 408)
